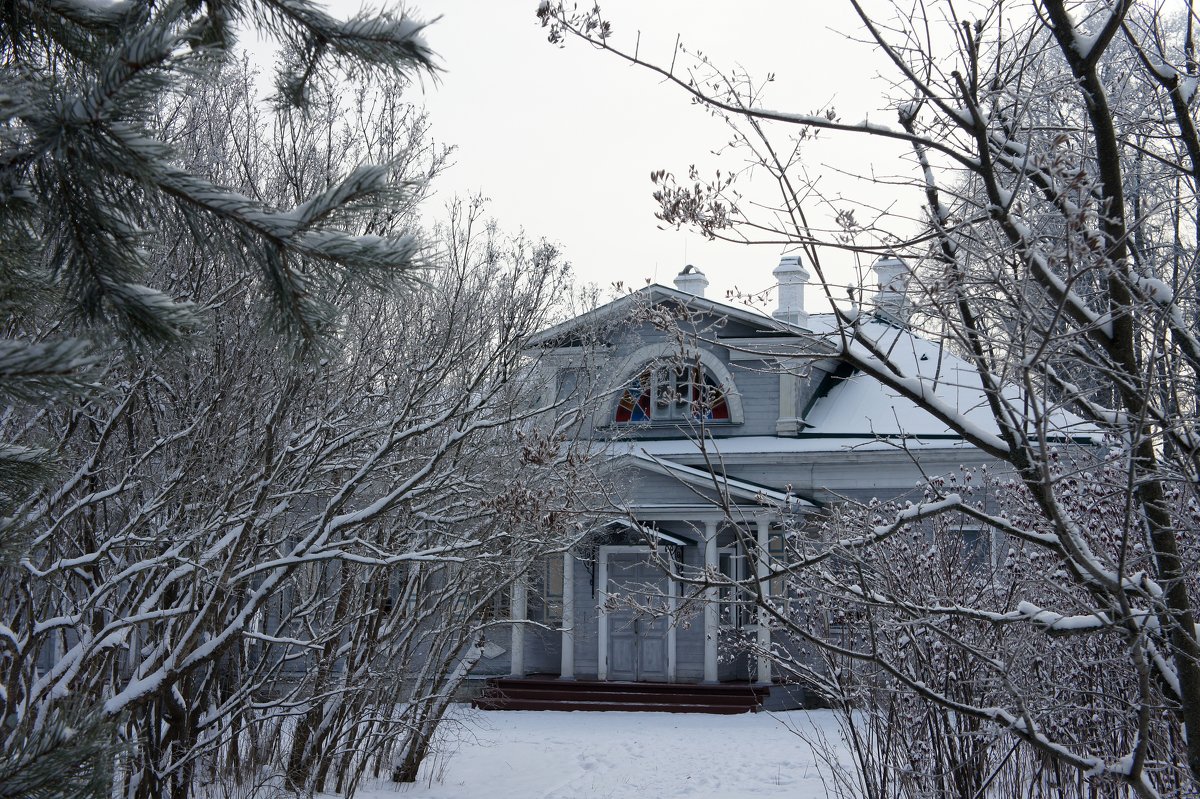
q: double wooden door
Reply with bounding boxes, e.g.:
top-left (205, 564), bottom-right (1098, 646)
top-left (606, 553), bottom-right (670, 682)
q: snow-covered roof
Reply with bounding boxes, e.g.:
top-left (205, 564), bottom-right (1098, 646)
top-left (801, 314), bottom-right (1097, 444)
top-left (626, 436), bottom-right (980, 458)
top-left (600, 517), bottom-right (692, 546)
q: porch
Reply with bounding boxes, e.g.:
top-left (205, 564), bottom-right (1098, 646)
top-left (490, 453), bottom-right (814, 693)
top-left (500, 512), bottom-right (805, 686)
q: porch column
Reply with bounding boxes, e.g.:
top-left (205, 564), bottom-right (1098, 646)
top-left (510, 577), bottom-right (527, 678)
top-left (703, 519), bottom-right (719, 683)
top-left (756, 516), bottom-right (772, 685)
top-left (559, 551), bottom-right (575, 680)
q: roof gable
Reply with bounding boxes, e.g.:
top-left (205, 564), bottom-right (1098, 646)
top-left (529, 284), bottom-right (797, 350)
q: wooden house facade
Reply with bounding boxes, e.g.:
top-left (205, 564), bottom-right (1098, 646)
top-left (476, 256), bottom-right (1009, 695)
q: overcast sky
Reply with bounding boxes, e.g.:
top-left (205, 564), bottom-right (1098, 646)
top-left (323, 2), bottom-right (920, 307)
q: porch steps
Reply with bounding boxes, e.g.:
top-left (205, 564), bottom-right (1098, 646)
top-left (473, 677), bottom-right (770, 714)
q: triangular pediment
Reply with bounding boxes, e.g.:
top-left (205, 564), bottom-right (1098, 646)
top-left (604, 450), bottom-right (813, 511)
top-left (529, 284), bottom-right (807, 351)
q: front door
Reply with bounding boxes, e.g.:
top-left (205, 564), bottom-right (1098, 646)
top-left (606, 553), bottom-right (670, 681)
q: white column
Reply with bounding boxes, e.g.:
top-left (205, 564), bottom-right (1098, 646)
top-left (776, 366), bottom-right (801, 436)
top-left (559, 552), bottom-right (575, 680)
top-left (510, 577), bottom-right (527, 678)
top-left (667, 567), bottom-right (678, 682)
top-left (704, 520), bottom-right (719, 683)
top-left (597, 550), bottom-right (609, 680)
top-left (756, 516), bottom-right (773, 685)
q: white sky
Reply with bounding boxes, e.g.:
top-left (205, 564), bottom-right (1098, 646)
top-left (323, 2), bottom-right (922, 305)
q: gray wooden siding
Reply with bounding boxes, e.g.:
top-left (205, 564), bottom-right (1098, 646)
top-left (573, 551), bottom-right (601, 679)
top-left (622, 472), bottom-right (727, 509)
top-left (719, 449), bottom-right (995, 505)
top-left (727, 363), bottom-right (777, 436)
top-left (475, 627), bottom-right (511, 677)
top-left (673, 544), bottom-right (706, 682)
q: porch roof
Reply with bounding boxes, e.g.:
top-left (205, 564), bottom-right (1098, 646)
top-left (607, 449), bottom-right (814, 511)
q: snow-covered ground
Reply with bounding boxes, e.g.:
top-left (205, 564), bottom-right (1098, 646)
top-left (354, 707), bottom-right (851, 799)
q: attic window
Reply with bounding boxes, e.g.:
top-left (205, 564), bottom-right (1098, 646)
top-left (615, 364), bottom-right (731, 424)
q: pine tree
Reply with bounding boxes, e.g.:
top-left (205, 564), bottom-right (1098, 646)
top-left (0, 2), bottom-right (437, 795)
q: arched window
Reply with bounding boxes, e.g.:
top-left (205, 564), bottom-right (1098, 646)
top-left (614, 363), bottom-right (731, 424)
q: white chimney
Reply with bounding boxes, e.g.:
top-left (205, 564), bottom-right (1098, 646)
top-left (772, 254), bottom-right (810, 328)
top-left (673, 264), bottom-right (709, 297)
top-left (871, 255), bottom-right (910, 323)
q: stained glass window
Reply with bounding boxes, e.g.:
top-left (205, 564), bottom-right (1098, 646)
top-left (614, 363), bottom-right (730, 424)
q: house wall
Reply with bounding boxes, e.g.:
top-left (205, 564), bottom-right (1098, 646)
top-left (474, 629), bottom-right (511, 677)
top-left (693, 449), bottom-right (996, 506)
top-left (673, 543), bottom-right (706, 683)
top-left (570, 550), bottom-right (600, 680)
top-left (726, 361), bottom-right (777, 437)
top-left (525, 626), bottom-right (561, 675)
top-left (620, 473), bottom-right (728, 511)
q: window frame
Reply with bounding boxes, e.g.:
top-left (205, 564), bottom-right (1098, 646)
top-left (717, 545), bottom-right (751, 629)
top-left (525, 554), bottom-right (565, 626)
top-left (614, 362), bottom-right (731, 425)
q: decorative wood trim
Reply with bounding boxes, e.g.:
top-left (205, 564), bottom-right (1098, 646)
top-left (598, 342), bottom-right (746, 428)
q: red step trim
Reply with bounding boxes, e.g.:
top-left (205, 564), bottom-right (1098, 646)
top-left (473, 677), bottom-right (769, 714)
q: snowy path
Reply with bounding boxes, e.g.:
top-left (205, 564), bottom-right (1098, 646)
top-left (354, 707), bottom-right (848, 799)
